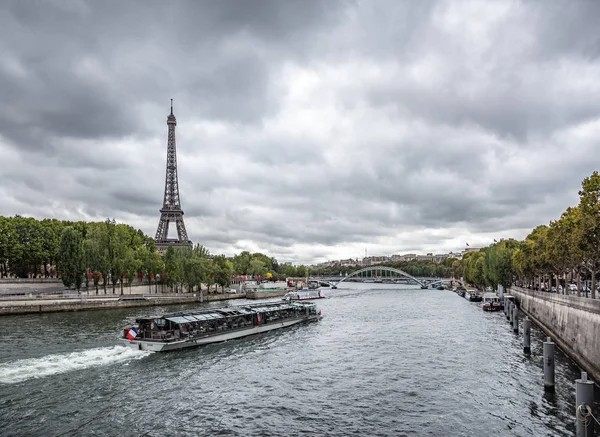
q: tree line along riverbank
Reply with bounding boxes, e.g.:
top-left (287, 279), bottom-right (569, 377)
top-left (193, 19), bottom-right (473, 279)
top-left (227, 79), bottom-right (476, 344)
top-left (2, 172), bottom-right (600, 297)
top-left (0, 217), bottom-right (309, 294)
top-left (460, 171), bottom-right (600, 298)
top-left (306, 171), bottom-right (600, 299)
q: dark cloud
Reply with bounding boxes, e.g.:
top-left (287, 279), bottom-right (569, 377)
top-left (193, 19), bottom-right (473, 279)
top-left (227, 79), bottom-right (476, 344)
top-left (1, 0), bottom-right (600, 264)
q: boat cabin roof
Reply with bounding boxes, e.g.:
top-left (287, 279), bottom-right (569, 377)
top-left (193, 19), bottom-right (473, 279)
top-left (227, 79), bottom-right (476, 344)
top-left (135, 301), bottom-right (314, 324)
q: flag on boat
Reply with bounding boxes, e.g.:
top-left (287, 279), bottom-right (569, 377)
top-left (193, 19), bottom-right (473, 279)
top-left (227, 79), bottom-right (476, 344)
top-left (126, 327), bottom-right (138, 340)
top-left (318, 310), bottom-right (322, 316)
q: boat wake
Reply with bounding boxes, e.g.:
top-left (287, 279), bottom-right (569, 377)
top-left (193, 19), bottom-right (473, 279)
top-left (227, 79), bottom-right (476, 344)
top-left (0, 346), bottom-right (151, 385)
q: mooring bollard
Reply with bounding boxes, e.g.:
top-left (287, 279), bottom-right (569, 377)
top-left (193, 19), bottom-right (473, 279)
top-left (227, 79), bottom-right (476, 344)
top-left (543, 337), bottom-right (555, 392)
top-left (509, 302), bottom-right (514, 324)
top-left (512, 306), bottom-right (519, 334)
top-left (523, 317), bottom-right (531, 354)
top-left (575, 371), bottom-right (595, 437)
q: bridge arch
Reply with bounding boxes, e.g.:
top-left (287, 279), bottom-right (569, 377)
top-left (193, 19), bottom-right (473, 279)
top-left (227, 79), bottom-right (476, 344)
top-left (336, 266), bottom-right (425, 287)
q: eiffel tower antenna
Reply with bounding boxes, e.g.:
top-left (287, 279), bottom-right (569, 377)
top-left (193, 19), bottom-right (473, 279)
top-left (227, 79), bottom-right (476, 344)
top-left (154, 99), bottom-right (192, 254)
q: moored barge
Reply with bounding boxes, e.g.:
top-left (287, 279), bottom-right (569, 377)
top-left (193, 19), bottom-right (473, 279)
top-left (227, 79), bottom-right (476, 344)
top-left (282, 289), bottom-right (325, 301)
top-left (121, 301), bottom-right (322, 352)
top-left (482, 292), bottom-right (503, 311)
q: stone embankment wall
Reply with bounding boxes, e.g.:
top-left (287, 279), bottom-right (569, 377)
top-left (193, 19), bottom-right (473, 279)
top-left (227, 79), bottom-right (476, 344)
top-left (509, 286), bottom-right (600, 382)
top-left (245, 289), bottom-right (289, 299)
top-left (0, 293), bottom-right (245, 316)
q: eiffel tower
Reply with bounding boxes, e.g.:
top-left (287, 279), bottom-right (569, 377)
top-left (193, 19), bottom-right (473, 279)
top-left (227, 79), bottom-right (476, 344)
top-left (154, 100), bottom-right (192, 254)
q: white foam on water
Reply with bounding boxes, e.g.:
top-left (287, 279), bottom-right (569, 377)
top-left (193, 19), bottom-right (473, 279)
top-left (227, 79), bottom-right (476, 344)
top-left (0, 346), bottom-right (151, 384)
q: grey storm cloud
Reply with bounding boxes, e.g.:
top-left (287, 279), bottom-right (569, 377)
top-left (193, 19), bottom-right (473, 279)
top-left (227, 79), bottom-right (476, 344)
top-left (1, 0), bottom-right (600, 264)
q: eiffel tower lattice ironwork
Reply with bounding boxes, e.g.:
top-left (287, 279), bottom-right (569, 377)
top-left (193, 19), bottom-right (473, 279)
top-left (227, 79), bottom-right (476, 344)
top-left (154, 100), bottom-right (192, 253)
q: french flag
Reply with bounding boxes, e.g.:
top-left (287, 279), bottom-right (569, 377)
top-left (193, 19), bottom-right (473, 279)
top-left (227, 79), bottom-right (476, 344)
top-left (127, 327), bottom-right (138, 341)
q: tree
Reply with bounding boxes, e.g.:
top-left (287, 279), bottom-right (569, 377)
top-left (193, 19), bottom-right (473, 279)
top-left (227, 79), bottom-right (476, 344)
top-left (463, 251), bottom-right (485, 286)
top-left (193, 244), bottom-right (210, 258)
top-left (578, 172), bottom-right (600, 298)
top-left (484, 240), bottom-right (518, 289)
top-left (124, 247), bottom-right (143, 292)
top-left (0, 216), bottom-right (12, 278)
top-left (57, 227), bottom-right (85, 290)
top-left (39, 218), bottom-right (62, 278)
top-left (204, 260), bottom-right (217, 292)
top-left (528, 225), bottom-right (551, 290)
top-left (296, 265), bottom-right (308, 279)
top-left (110, 225), bottom-right (131, 295)
top-left (214, 255), bottom-right (234, 291)
top-left (233, 251), bottom-right (252, 275)
top-left (249, 259), bottom-right (266, 278)
top-left (184, 256), bottom-right (206, 293)
top-left (163, 247), bottom-right (184, 292)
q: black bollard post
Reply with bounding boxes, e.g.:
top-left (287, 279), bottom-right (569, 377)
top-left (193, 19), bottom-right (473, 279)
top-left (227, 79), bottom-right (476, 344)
top-left (575, 371), bottom-right (595, 437)
top-left (523, 317), bottom-right (531, 354)
top-left (543, 337), bottom-right (555, 392)
top-left (512, 306), bottom-right (519, 334)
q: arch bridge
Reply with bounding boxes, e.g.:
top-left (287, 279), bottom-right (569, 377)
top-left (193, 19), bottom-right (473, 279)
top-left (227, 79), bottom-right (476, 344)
top-left (311, 266), bottom-right (427, 287)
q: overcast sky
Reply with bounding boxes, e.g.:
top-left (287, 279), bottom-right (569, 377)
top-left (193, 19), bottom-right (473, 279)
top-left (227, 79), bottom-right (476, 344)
top-left (1, 0), bottom-right (600, 265)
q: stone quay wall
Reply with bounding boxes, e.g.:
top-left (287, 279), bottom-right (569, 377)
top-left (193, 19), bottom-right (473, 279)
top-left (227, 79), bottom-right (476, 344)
top-left (509, 286), bottom-right (600, 382)
top-left (245, 289), bottom-right (290, 299)
top-left (0, 293), bottom-right (245, 316)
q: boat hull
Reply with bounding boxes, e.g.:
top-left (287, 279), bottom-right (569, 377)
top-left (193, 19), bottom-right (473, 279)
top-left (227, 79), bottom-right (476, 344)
top-left (121, 314), bottom-right (320, 352)
top-left (284, 296), bottom-right (326, 301)
top-left (482, 304), bottom-right (503, 312)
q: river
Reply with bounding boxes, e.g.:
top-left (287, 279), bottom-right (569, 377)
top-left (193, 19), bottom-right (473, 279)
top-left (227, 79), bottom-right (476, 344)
top-left (0, 283), bottom-right (597, 436)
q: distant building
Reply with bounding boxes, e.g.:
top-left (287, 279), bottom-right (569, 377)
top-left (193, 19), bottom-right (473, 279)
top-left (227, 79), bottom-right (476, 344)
top-left (339, 258), bottom-right (360, 267)
top-left (310, 251), bottom-right (463, 268)
top-left (362, 256), bottom-right (390, 266)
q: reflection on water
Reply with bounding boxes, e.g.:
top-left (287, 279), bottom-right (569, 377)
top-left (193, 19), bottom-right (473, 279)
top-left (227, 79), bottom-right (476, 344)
top-left (0, 283), bottom-right (597, 436)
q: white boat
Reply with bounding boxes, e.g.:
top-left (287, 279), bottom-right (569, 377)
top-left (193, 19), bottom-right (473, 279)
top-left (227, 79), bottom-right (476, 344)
top-left (282, 289), bottom-right (325, 301)
top-left (482, 292), bottom-right (503, 311)
top-left (121, 301), bottom-right (322, 352)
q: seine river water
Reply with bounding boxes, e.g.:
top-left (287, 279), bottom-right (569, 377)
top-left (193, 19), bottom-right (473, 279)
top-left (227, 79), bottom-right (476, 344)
top-left (1, 283), bottom-right (598, 436)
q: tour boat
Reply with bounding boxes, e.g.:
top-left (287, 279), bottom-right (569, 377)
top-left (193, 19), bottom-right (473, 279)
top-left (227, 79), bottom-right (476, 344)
top-left (464, 289), bottom-right (483, 302)
top-left (121, 301), bottom-right (322, 352)
top-left (482, 292), bottom-right (503, 311)
top-left (282, 289), bottom-right (325, 301)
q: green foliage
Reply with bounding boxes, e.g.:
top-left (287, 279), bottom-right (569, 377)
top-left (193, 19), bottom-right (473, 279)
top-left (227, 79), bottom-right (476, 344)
top-left (456, 171), bottom-right (600, 297)
top-left (214, 255), bottom-right (234, 290)
top-left (0, 216), bottom-right (163, 294)
top-left (15, 168), bottom-right (600, 297)
top-left (484, 239), bottom-right (519, 287)
top-left (57, 227), bottom-right (85, 290)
